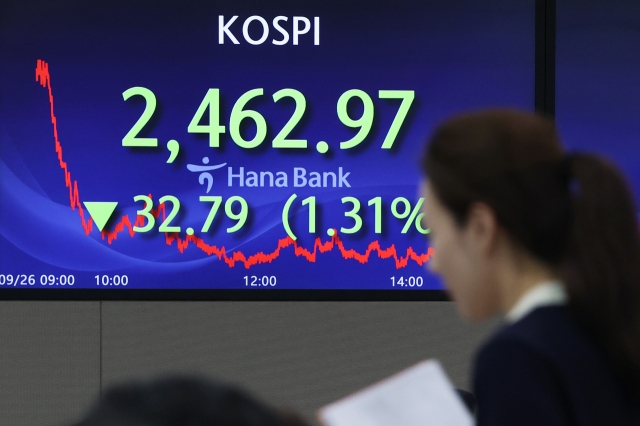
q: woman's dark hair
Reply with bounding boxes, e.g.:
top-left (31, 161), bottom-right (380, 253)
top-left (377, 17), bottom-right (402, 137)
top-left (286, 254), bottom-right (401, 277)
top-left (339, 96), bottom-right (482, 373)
top-left (71, 375), bottom-right (309, 426)
top-left (422, 109), bottom-right (640, 400)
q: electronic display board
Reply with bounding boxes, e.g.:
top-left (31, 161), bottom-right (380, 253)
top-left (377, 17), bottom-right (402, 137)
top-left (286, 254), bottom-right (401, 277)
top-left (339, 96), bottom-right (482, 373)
top-left (0, 0), bottom-right (535, 298)
top-left (556, 0), bottom-right (640, 205)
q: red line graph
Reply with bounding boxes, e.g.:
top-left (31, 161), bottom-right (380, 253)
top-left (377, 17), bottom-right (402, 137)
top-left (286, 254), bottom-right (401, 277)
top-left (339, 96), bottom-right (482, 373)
top-left (35, 59), bottom-right (432, 269)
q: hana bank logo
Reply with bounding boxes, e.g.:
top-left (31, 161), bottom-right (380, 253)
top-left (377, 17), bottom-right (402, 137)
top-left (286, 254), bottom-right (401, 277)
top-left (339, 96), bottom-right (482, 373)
top-left (187, 157), bottom-right (227, 193)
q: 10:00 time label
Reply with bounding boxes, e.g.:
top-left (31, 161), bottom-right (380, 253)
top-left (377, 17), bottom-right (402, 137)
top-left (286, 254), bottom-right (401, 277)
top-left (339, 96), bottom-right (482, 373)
top-left (95, 275), bottom-right (129, 286)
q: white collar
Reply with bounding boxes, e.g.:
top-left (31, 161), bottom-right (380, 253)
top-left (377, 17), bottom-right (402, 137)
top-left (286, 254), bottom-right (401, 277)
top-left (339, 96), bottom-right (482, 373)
top-left (505, 280), bottom-right (567, 323)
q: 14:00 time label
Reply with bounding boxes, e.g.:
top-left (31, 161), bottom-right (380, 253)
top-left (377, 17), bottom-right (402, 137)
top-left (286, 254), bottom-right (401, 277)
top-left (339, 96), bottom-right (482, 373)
top-left (390, 276), bottom-right (423, 287)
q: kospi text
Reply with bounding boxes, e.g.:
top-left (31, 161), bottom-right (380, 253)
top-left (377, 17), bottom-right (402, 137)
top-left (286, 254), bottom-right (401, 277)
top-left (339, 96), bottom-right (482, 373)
top-left (219, 15), bottom-right (320, 45)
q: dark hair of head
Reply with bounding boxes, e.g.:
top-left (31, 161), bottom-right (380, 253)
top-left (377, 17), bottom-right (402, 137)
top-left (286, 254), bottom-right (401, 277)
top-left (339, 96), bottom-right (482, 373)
top-left (422, 109), bottom-right (640, 401)
top-left (71, 376), bottom-right (309, 426)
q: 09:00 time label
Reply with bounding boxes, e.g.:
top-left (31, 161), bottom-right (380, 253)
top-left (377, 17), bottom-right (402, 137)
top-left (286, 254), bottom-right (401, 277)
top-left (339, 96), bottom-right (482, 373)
top-left (0, 274), bottom-right (75, 286)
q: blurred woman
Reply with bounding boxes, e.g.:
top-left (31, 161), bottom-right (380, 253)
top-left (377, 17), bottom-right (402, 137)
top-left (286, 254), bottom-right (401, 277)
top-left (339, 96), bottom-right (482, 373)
top-left (70, 375), bottom-right (309, 426)
top-left (421, 110), bottom-right (640, 425)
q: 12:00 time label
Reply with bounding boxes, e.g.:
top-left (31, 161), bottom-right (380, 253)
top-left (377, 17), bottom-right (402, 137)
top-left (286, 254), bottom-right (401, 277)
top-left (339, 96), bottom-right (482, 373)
top-left (244, 276), bottom-right (276, 287)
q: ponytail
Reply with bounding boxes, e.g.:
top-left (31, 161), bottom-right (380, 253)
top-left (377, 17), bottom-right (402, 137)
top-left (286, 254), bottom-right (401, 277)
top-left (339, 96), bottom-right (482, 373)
top-left (564, 154), bottom-right (640, 400)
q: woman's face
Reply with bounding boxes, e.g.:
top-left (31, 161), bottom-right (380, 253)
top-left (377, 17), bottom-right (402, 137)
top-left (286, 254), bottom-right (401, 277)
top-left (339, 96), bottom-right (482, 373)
top-left (421, 181), bottom-right (501, 320)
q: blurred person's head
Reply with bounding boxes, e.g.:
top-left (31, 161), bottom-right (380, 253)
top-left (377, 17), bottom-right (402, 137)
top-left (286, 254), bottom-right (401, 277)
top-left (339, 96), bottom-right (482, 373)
top-left (421, 110), bottom-right (570, 320)
top-left (71, 375), bottom-right (309, 426)
top-left (420, 109), bottom-right (640, 398)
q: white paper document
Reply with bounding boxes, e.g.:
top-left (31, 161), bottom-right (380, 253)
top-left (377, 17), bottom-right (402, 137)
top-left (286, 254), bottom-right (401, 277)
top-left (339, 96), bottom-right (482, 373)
top-left (317, 360), bottom-right (474, 426)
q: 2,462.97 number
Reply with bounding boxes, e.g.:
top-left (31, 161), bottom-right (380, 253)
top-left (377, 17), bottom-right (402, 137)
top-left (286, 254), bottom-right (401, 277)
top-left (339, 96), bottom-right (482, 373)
top-left (122, 87), bottom-right (414, 151)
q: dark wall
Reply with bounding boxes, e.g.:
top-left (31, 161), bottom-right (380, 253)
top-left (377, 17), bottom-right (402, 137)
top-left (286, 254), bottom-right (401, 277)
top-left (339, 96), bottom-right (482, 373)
top-left (0, 301), bottom-right (496, 426)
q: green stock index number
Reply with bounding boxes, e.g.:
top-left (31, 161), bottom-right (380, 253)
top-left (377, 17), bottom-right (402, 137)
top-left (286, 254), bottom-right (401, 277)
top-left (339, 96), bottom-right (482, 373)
top-left (132, 195), bottom-right (249, 234)
top-left (131, 194), bottom-right (427, 237)
top-left (122, 87), bottom-right (414, 150)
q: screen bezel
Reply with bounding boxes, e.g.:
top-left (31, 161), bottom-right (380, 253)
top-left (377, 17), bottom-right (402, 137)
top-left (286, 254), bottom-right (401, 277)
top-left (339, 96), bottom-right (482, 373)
top-left (0, 0), bottom-right (553, 302)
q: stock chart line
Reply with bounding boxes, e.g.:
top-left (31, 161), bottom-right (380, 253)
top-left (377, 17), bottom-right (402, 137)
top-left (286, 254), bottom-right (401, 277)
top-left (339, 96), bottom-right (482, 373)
top-left (34, 59), bottom-right (432, 269)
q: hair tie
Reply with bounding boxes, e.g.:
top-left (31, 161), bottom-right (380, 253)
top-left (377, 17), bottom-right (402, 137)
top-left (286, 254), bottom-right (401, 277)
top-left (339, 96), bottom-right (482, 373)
top-left (563, 154), bottom-right (581, 197)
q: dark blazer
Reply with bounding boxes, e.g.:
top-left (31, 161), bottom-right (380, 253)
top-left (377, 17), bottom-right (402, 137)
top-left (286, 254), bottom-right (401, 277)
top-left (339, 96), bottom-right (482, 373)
top-left (472, 305), bottom-right (640, 426)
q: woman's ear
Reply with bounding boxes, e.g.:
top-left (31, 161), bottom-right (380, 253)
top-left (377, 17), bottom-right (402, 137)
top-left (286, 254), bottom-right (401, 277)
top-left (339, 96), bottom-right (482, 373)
top-left (465, 202), bottom-right (499, 255)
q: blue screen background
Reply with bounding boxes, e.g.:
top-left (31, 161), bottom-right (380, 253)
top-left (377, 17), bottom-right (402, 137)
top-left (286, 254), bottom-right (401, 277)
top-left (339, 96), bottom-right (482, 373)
top-left (556, 0), bottom-right (640, 205)
top-left (0, 0), bottom-right (535, 291)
